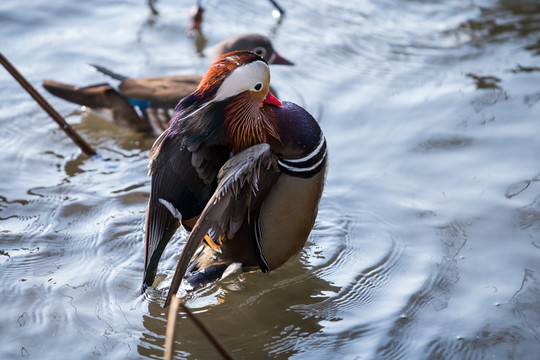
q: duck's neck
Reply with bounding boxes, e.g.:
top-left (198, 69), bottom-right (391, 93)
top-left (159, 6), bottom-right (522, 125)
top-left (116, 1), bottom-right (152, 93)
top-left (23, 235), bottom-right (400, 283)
top-left (223, 98), bottom-right (280, 154)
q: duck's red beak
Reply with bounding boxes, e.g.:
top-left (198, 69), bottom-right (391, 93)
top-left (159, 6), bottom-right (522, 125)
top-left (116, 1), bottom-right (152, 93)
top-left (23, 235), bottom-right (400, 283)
top-left (263, 91), bottom-right (282, 107)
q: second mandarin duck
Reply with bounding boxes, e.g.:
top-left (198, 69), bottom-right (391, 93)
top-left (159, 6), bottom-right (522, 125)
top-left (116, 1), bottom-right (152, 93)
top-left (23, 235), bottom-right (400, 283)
top-left (42, 34), bottom-right (293, 135)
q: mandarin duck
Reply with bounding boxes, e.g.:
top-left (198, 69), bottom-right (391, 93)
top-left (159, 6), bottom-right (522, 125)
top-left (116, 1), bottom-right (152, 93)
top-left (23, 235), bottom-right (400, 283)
top-left (140, 51), bottom-right (327, 306)
top-left (42, 34), bottom-right (293, 135)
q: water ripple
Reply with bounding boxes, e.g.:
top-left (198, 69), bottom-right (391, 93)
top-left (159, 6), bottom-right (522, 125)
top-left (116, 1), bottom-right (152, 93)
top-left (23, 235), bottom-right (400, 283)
top-left (373, 220), bottom-right (469, 359)
top-left (303, 196), bottom-right (408, 315)
top-left (2, 0), bottom-right (540, 359)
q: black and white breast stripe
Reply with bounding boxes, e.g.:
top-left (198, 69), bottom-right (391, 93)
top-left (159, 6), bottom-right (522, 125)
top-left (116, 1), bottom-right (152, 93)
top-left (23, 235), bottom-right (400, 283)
top-left (278, 134), bottom-right (327, 178)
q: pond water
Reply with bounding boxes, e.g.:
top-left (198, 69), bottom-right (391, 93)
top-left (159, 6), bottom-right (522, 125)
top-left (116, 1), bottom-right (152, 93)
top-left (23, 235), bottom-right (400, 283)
top-left (1, 0), bottom-right (540, 359)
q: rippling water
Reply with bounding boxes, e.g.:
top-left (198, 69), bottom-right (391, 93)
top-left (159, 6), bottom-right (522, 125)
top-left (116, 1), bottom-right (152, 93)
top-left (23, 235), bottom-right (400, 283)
top-left (1, 0), bottom-right (540, 359)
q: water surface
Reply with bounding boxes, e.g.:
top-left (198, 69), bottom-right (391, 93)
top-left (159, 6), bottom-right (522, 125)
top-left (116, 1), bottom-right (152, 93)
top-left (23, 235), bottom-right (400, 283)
top-left (1, 0), bottom-right (540, 359)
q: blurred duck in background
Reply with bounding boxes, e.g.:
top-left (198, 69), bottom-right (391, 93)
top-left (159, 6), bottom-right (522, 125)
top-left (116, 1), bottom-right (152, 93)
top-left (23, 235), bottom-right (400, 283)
top-left (42, 34), bottom-right (293, 135)
top-left (186, 0), bottom-right (204, 35)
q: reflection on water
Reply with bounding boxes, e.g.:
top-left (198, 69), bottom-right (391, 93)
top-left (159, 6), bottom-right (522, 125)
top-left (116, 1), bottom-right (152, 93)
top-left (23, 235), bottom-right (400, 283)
top-left (1, 0), bottom-right (540, 359)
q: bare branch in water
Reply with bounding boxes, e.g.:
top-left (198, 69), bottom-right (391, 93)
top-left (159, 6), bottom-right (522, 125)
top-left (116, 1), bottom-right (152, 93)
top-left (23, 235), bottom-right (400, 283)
top-left (0, 52), bottom-right (97, 157)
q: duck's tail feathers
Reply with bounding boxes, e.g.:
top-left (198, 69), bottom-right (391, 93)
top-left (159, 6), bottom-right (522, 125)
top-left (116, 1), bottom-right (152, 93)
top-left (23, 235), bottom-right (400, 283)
top-left (42, 80), bottom-right (154, 133)
top-left (88, 64), bottom-right (128, 81)
top-left (42, 80), bottom-right (113, 108)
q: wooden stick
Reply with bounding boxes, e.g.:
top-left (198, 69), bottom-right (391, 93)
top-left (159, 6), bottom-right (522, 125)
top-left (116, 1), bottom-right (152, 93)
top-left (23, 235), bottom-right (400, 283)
top-left (164, 296), bottom-right (235, 360)
top-left (0, 52), bottom-right (97, 157)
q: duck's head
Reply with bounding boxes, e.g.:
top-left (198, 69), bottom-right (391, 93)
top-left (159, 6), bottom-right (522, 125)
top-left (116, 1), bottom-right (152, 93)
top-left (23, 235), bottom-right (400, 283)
top-left (170, 51), bottom-right (282, 152)
top-left (210, 34), bottom-right (294, 65)
top-left (197, 50), bottom-right (279, 106)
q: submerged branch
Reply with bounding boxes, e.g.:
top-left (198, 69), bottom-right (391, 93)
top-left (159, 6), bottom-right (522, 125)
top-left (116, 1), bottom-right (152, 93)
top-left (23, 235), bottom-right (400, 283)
top-left (164, 296), bottom-right (235, 360)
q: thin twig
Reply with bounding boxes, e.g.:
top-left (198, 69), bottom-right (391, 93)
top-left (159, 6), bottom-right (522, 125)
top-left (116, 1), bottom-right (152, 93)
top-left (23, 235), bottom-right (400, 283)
top-left (0, 52), bottom-right (97, 157)
top-left (164, 296), bottom-right (235, 360)
top-left (267, 0), bottom-right (285, 16)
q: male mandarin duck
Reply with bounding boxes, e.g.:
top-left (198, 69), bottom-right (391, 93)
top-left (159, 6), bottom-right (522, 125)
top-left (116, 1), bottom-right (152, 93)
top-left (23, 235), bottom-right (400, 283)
top-left (42, 34), bottom-right (293, 135)
top-left (140, 50), bottom-right (327, 306)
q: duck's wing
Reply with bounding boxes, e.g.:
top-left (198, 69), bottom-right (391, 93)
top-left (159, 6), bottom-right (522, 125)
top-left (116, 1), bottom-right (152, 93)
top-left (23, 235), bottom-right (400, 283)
top-left (142, 128), bottom-right (230, 290)
top-left (164, 143), bottom-right (279, 306)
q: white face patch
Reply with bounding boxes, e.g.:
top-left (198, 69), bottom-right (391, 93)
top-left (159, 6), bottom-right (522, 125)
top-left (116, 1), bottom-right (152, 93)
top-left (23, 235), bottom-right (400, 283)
top-left (213, 60), bottom-right (270, 102)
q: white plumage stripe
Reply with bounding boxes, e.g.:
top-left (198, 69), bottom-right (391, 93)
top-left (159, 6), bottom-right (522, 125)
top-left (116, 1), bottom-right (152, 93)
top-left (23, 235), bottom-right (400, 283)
top-left (158, 198), bottom-right (183, 221)
top-left (283, 133), bottom-right (325, 163)
top-left (277, 135), bottom-right (327, 174)
top-left (278, 148), bottom-right (327, 173)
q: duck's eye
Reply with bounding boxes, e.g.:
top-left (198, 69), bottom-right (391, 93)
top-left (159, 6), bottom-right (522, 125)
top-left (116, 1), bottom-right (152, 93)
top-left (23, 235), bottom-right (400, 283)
top-left (253, 47), bottom-right (267, 58)
top-left (253, 82), bottom-right (263, 91)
